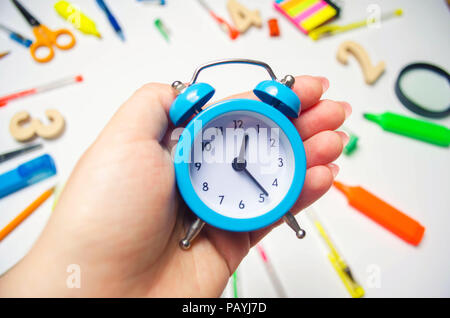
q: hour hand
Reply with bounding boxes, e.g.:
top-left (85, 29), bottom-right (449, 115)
top-left (237, 133), bottom-right (249, 164)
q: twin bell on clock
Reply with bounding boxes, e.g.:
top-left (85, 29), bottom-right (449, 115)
top-left (169, 59), bottom-right (308, 249)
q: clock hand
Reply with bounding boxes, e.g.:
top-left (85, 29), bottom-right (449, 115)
top-left (233, 134), bottom-right (269, 196)
top-left (237, 133), bottom-right (248, 164)
top-left (243, 167), bottom-right (269, 196)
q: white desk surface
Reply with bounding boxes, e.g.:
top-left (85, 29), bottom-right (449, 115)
top-left (0, 0), bottom-right (449, 297)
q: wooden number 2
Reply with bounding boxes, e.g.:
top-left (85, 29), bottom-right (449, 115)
top-left (227, 0), bottom-right (262, 33)
top-left (337, 41), bottom-right (385, 85)
top-left (9, 109), bottom-right (65, 142)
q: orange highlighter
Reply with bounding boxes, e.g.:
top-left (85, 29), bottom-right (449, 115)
top-left (334, 181), bottom-right (425, 246)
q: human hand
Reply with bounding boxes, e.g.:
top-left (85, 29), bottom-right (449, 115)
top-left (0, 76), bottom-right (351, 297)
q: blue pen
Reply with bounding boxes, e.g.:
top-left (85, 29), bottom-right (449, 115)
top-left (95, 0), bottom-right (125, 41)
top-left (0, 154), bottom-right (57, 199)
top-left (0, 23), bottom-right (33, 48)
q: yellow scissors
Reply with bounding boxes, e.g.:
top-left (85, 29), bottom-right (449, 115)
top-left (12, 0), bottom-right (76, 63)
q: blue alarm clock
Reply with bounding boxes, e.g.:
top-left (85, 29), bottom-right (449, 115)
top-left (169, 59), bottom-right (307, 249)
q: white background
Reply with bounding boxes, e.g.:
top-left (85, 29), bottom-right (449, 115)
top-left (0, 0), bottom-right (449, 297)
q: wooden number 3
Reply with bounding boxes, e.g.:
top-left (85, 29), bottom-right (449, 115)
top-left (337, 41), bottom-right (386, 85)
top-left (9, 109), bottom-right (65, 142)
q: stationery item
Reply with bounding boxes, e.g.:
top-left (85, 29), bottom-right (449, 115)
top-left (364, 111), bottom-right (450, 147)
top-left (0, 186), bottom-right (54, 241)
top-left (395, 62), bottom-right (450, 119)
top-left (0, 74), bottom-right (83, 107)
top-left (154, 18), bottom-right (170, 42)
top-left (95, 0), bottom-right (125, 41)
top-left (0, 144), bottom-right (43, 164)
top-left (256, 244), bottom-right (287, 297)
top-left (306, 208), bottom-right (364, 298)
top-left (137, 0), bottom-right (166, 4)
top-left (0, 23), bottom-right (33, 47)
top-left (268, 18), bottom-right (280, 37)
top-left (309, 8), bottom-right (403, 41)
top-left (227, 0), bottom-right (262, 33)
top-left (0, 154), bottom-right (57, 199)
top-left (0, 51), bottom-right (11, 59)
top-left (232, 271), bottom-right (238, 298)
top-left (274, 0), bottom-right (340, 34)
top-left (334, 181), bottom-right (425, 246)
top-left (341, 127), bottom-right (358, 155)
top-left (197, 0), bottom-right (239, 40)
top-left (54, 1), bottom-right (102, 38)
top-left (11, 0), bottom-right (76, 63)
top-left (10, 109), bottom-right (65, 142)
top-left (337, 41), bottom-right (385, 85)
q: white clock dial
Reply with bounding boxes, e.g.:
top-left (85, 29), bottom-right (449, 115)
top-left (189, 111), bottom-right (295, 219)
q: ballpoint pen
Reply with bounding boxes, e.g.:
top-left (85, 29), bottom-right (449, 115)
top-left (306, 207), bottom-right (365, 298)
top-left (0, 23), bottom-right (33, 48)
top-left (0, 144), bottom-right (43, 164)
top-left (197, 0), bottom-right (239, 40)
top-left (95, 0), bottom-right (125, 41)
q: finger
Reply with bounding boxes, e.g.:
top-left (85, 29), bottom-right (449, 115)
top-left (294, 100), bottom-right (351, 140)
top-left (102, 83), bottom-right (176, 142)
top-left (304, 130), bottom-right (348, 168)
top-left (249, 164), bottom-right (336, 246)
top-left (209, 75), bottom-right (327, 111)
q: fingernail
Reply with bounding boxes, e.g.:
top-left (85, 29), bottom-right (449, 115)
top-left (341, 101), bottom-right (352, 119)
top-left (327, 163), bottom-right (340, 178)
top-left (337, 131), bottom-right (350, 146)
top-left (317, 76), bottom-right (329, 94)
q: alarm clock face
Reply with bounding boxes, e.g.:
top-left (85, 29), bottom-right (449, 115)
top-left (188, 111), bottom-right (295, 219)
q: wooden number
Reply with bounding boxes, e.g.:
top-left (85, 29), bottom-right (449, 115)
top-left (337, 41), bottom-right (385, 85)
top-left (9, 109), bottom-right (65, 142)
top-left (227, 0), bottom-right (262, 33)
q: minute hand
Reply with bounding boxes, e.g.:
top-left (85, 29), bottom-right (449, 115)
top-left (243, 167), bottom-right (269, 196)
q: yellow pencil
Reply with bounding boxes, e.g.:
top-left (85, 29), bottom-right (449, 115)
top-left (0, 186), bottom-right (54, 241)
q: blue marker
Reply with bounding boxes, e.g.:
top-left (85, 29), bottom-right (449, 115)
top-left (0, 23), bottom-right (33, 48)
top-left (95, 0), bottom-right (125, 41)
top-left (0, 154), bottom-right (57, 199)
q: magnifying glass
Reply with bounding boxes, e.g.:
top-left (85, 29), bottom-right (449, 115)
top-left (395, 62), bottom-right (450, 118)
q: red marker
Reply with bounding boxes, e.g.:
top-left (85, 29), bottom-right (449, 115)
top-left (0, 75), bottom-right (83, 107)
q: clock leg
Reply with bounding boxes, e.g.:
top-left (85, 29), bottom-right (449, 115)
top-left (283, 212), bottom-right (306, 239)
top-left (179, 217), bottom-right (206, 250)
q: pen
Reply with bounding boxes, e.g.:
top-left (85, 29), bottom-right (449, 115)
top-left (306, 207), bottom-right (365, 298)
top-left (0, 23), bottom-right (33, 48)
top-left (0, 143), bottom-right (43, 164)
top-left (95, 0), bottom-right (125, 41)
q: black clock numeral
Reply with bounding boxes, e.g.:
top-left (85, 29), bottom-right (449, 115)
top-left (215, 126), bottom-right (224, 135)
top-left (202, 182), bottom-right (209, 191)
top-left (219, 195), bottom-right (224, 204)
top-left (259, 193), bottom-right (265, 203)
top-left (233, 120), bottom-right (243, 129)
top-left (278, 157), bottom-right (284, 167)
top-left (239, 200), bottom-right (245, 209)
top-left (194, 162), bottom-right (201, 171)
top-left (272, 178), bottom-right (278, 187)
top-left (256, 124), bottom-right (260, 133)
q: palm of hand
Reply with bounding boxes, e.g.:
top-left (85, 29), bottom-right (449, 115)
top-left (0, 78), bottom-right (350, 297)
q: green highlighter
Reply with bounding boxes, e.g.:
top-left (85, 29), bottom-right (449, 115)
top-left (364, 111), bottom-right (450, 147)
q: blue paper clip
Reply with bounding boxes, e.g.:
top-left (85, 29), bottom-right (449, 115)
top-left (0, 154), bottom-right (57, 199)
